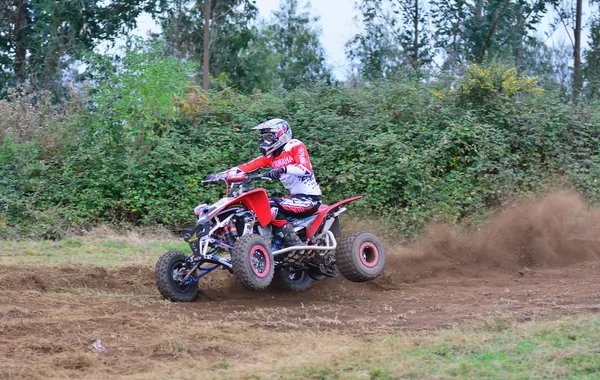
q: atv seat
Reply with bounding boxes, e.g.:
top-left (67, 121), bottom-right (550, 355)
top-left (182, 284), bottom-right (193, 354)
top-left (287, 204), bottom-right (328, 231)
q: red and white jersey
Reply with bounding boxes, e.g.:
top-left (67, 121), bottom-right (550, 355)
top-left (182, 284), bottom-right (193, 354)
top-left (231, 139), bottom-right (322, 196)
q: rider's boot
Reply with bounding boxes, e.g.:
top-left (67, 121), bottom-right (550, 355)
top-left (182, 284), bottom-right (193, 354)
top-left (274, 223), bottom-right (303, 248)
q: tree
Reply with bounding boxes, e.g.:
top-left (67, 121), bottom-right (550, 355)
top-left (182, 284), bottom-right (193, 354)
top-left (347, 0), bottom-right (433, 79)
top-left (266, 0), bottom-right (331, 90)
top-left (202, 0), bottom-right (212, 91)
top-left (348, 0), bottom-right (556, 80)
top-left (430, 0), bottom-right (557, 68)
top-left (522, 40), bottom-right (573, 97)
top-left (158, 0), bottom-right (257, 91)
top-left (430, 0), bottom-right (469, 70)
top-left (573, 0), bottom-right (584, 99)
top-left (584, 3), bottom-right (600, 98)
top-left (231, 21), bottom-right (280, 93)
top-left (158, 0), bottom-right (329, 93)
top-left (0, 0), bottom-right (158, 98)
top-left (545, 0), bottom-right (595, 100)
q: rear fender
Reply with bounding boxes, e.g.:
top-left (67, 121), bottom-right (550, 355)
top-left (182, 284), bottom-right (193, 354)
top-left (208, 188), bottom-right (272, 227)
top-left (306, 196), bottom-right (363, 241)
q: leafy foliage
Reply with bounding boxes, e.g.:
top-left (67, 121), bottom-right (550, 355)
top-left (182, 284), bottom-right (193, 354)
top-left (347, 0), bottom-right (434, 79)
top-left (584, 9), bottom-right (600, 98)
top-left (350, 0), bottom-right (561, 78)
top-left (0, 0), bottom-right (158, 98)
top-left (2, 46), bottom-right (600, 240)
top-left (156, 0), bottom-right (330, 93)
top-left (265, 0), bottom-right (332, 90)
top-left (157, 0), bottom-right (258, 90)
top-left (457, 63), bottom-right (543, 103)
top-left (85, 40), bottom-right (195, 156)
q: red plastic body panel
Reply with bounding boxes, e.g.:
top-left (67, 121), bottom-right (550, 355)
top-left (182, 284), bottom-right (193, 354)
top-left (306, 196), bottom-right (363, 240)
top-left (209, 188), bottom-right (272, 227)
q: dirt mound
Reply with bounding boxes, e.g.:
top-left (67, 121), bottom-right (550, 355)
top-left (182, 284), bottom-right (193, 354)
top-left (0, 263), bottom-right (265, 299)
top-left (384, 190), bottom-right (600, 283)
top-left (0, 265), bottom-right (157, 294)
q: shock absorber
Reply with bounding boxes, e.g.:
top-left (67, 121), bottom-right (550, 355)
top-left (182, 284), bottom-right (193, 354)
top-left (242, 215), bottom-right (255, 236)
top-left (224, 222), bottom-right (238, 246)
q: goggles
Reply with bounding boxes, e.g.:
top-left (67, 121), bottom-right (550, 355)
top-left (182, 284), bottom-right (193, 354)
top-left (258, 132), bottom-right (277, 144)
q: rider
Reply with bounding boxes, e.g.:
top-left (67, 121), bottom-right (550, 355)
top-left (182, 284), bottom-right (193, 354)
top-left (222, 118), bottom-right (322, 247)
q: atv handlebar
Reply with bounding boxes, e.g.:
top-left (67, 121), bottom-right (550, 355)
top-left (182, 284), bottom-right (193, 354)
top-left (202, 173), bottom-right (272, 197)
top-left (202, 173), bottom-right (272, 185)
top-left (245, 174), bottom-right (273, 183)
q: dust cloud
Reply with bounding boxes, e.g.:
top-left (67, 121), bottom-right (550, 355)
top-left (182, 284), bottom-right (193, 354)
top-left (384, 191), bottom-right (600, 283)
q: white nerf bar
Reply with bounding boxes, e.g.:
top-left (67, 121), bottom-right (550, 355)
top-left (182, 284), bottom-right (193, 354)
top-left (272, 230), bottom-right (337, 256)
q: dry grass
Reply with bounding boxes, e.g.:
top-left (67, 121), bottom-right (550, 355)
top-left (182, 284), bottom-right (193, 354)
top-left (76, 224), bottom-right (177, 243)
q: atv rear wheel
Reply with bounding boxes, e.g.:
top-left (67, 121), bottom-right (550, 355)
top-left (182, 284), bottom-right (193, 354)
top-left (273, 268), bottom-right (312, 292)
top-left (231, 234), bottom-right (274, 291)
top-left (155, 251), bottom-right (198, 302)
top-left (307, 267), bottom-right (326, 281)
top-left (336, 231), bottom-right (386, 282)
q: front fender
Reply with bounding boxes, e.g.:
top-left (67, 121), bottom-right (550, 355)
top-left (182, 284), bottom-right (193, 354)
top-left (209, 188), bottom-right (272, 227)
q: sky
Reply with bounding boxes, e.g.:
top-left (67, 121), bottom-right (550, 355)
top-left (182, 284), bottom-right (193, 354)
top-left (253, 0), bottom-right (360, 79)
top-left (129, 0), bottom-right (592, 81)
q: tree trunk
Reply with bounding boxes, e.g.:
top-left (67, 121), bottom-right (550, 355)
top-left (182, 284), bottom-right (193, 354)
top-left (202, 0), bottom-right (211, 91)
top-left (515, 2), bottom-right (523, 70)
top-left (174, 0), bottom-right (183, 59)
top-left (475, 0), bottom-right (484, 21)
top-left (412, 0), bottom-right (419, 74)
top-left (14, 0), bottom-right (28, 79)
top-left (479, 0), bottom-right (510, 62)
top-left (573, 0), bottom-right (583, 100)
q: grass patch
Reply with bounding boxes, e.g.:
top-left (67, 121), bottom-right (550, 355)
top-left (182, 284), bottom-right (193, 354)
top-left (0, 237), bottom-right (189, 267)
top-left (278, 316), bottom-right (600, 379)
top-left (218, 361), bottom-right (231, 369)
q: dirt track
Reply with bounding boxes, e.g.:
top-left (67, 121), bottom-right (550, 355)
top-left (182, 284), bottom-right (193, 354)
top-left (2, 191), bottom-right (600, 378)
top-left (1, 260), bottom-right (600, 378)
top-left (2, 259), bottom-right (600, 333)
top-left (1, 259), bottom-right (600, 378)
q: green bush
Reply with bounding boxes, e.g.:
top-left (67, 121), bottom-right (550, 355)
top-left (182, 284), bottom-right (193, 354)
top-left (2, 55), bottom-right (600, 240)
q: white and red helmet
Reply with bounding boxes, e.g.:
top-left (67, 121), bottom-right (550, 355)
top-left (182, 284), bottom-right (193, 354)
top-left (252, 118), bottom-right (292, 157)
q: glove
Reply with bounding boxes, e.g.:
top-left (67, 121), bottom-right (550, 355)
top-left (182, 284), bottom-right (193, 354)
top-left (227, 172), bottom-right (247, 182)
top-left (218, 168), bottom-right (245, 182)
top-left (267, 168), bottom-right (285, 179)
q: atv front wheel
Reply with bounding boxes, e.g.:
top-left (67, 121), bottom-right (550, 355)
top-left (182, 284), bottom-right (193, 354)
top-left (336, 231), bottom-right (386, 282)
top-left (231, 234), bottom-right (274, 291)
top-left (273, 268), bottom-right (312, 292)
top-left (155, 251), bottom-right (198, 302)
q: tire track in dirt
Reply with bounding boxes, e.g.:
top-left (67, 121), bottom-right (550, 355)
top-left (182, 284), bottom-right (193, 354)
top-left (1, 262), bottom-right (599, 334)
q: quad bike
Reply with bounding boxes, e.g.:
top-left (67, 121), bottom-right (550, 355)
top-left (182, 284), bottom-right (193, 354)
top-left (155, 172), bottom-right (386, 302)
